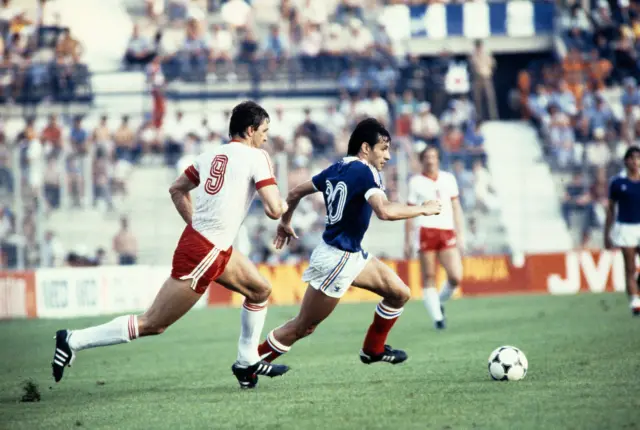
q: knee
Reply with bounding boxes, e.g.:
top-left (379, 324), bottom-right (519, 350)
top-left (397, 285), bottom-right (411, 306)
top-left (449, 275), bottom-right (463, 287)
top-left (448, 270), bottom-right (464, 287)
top-left (388, 283), bottom-right (411, 307)
top-left (246, 281), bottom-right (272, 304)
top-left (138, 316), bottom-right (168, 336)
top-left (149, 326), bottom-right (167, 336)
top-left (423, 274), bottom-right (437, 287)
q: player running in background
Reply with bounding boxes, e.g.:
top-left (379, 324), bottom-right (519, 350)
top-left (255, 118), bottom-right (442, 365)
top-left (51, 101), bottom-right (290, 389)
top-left (404, 146), bottom-right (465, 330)
top-left (605, 146), bottom-right (640, 316)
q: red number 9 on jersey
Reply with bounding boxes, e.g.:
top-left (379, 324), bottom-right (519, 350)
top-left (204, 155), bottom-right (229, 195)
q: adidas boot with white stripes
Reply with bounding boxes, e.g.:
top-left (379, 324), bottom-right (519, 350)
top-left (51, 330), bottom-right (75, 382)
top-left (359, 345), bottom-right (408, 365)
top-left (231, 360), bottom-right (290, 389)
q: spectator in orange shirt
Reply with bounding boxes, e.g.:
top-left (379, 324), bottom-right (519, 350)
top-left (441, 125), bottom-right (463, 153)
top-left (586, 49), bottom-right (612, 90)
top-left (41, 114), bottom-right (62, 154)
top-left (563, 48), bottom-right (586, 106)
top-left (55, 28), bottom-right (83, 64)
top-left (394, 105), bottom-right (413, 137)
top-left (517, 70), bottom-right (532, 119)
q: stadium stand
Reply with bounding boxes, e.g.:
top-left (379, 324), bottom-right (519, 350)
top-left (0, 0), bottom-right (93, 106)
top-left (2, 0), bottom-right (566, 269)
top-left (515, 0), bottom-right (640, 248)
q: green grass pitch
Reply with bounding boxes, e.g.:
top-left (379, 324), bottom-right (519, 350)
top-left (1, 293), bottom-right (639, 430)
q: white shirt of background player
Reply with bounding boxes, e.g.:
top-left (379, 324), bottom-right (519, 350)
top-left (407, 171), bottom-right (460, 231)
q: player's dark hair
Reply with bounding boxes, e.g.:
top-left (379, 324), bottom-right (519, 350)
top-left (347, 118), bottom-right (391, 156)
top-left (228, 101), bottom-right (270, 139)
top-left (623, 145), bottom-right (640, 161)
top-left (419, 145), bottom-right (439, 162)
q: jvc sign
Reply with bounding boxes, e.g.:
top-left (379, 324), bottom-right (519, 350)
top-left (547, 251), bottom-right (627, 295)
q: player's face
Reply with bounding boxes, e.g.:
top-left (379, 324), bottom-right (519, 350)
top-left (625, 152), bottom-right (640, 173)
top-left (368, 138), bottom-right (391, 171)
top-left (423, 148), bottom-right (439, 173)
top-left (249, 119), bottom-right (269, 148)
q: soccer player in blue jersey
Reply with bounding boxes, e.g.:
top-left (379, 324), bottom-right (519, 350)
top-left (257, 118), bottom-right (442, 364)
top-left (605, 146), bottom-right (640, 316)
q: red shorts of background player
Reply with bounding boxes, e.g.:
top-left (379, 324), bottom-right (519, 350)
top-left (419, 228), bottom-right (457, 252)
top-left (171, 224), bottom-right (233, 294)
top-left (152, 90), bottom-right (165, 128)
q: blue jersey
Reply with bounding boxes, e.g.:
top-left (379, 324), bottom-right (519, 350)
top-left (609, 175), bottom-right (640, 224)
top-left (312, 157), bottom-right (385, 252)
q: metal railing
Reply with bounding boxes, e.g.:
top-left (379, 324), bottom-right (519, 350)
top-left (5, 141), bottom-right (94, 269)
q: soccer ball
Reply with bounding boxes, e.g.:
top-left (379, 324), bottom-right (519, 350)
top-left (487, 346), bottom-right (528, 381)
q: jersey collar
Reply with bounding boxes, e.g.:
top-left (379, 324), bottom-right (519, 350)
top-left (422, 171), bottom-right (439, 181)
top-left (343, 156), bottom-right (369, 165)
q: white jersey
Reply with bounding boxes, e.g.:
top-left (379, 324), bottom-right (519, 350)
top-left (184, 141), bottom-right (276, 249)
top-left (407, 171), bottom-right (459, 230)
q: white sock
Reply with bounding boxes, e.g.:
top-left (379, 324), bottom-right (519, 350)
top-left (422, 287), bottom-right (444, 322)
top-left (439, 281), bottom-right (457, 303)
top-left (236, 300), bottom-right (268, 366)
top-left (630, 295), bottom-right (640, 308)
top-left (68, 315), bottom-right (138, 351)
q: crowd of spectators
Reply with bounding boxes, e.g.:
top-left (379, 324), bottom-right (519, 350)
top-left (124, 0), bottom-right (419, 84)
top-left (0, 110), bottom-right (143, 268)
top-left (2, 0), bottom-right (508, 268)
top-left (0, 0), bottom-right (91, 104)
top-left (0, 80), bottom-right (496, 268)
top-left (515, 0), bottom-right (640, 247)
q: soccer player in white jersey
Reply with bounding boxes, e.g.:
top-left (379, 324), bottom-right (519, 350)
top-left (51, 101), bottom-right (290, 389)
top-left (254, 118), bottom-right (442, 365)
top-left (605, 146), bottom-right (640, 316)
top-left (404, 146), bottom-right (465, 329)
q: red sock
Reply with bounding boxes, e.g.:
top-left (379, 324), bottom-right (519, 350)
top-left (257, 330), bottom-right (290, 363)
top-left (362, 302), bottom-right (404, 356)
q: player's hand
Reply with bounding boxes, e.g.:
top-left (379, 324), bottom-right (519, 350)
top-left (274, 222), bottom-right (298, 249)
top-left (421, 200), bottom-right (442, 216)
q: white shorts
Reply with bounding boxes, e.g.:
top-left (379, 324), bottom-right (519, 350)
top-left (302, 242), bottom-right (371, 298)
top-left (610, 222), bottom-right (640, 248)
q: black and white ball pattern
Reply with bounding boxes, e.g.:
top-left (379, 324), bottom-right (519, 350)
top-left (488, 345), bottom-right (528, 381)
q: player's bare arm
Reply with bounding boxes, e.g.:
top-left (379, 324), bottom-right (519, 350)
top-left (257, 183), bottom-right (287, 220)
top-left (404, 216), bottom-right (414, 258)
top-left (274, 180), bottom-right (317, 249)
top-left (282, 180), bottom-right (317, 224)
top-left (169, 173), bottom-right (197, 224)
top-left (604, 198), bottom-right (616, 249)
top-left (368, 193), bottom-right (442, 221)
top-left (451, 197), bottom-right (465, 251)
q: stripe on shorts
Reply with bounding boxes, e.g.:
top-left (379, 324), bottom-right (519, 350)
top-left (180, 247), bottom-right (221, 290)
top-left (319, 251), bottom-right (350, 292)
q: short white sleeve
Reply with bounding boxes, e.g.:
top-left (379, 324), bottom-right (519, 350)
top-left (363, 165), bottom-right (385, 201)
top-left (184, 153), bottom-right (203, 185)
top-left (407, 176), bottom-right (419, 205)
top-left (253, 149), bottom-right (277, 190)
top-left (448, 173), bottom-right (460, 199)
